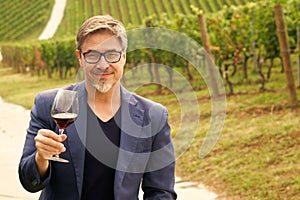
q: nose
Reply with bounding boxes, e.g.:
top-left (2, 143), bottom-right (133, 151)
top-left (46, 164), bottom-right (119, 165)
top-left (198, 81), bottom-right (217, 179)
top-left (95, 56), bottom-right (109, 70)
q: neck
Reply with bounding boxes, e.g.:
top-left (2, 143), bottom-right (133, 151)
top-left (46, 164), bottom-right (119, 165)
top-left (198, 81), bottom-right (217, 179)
top-left (86, 83), bottom-right (121, 121)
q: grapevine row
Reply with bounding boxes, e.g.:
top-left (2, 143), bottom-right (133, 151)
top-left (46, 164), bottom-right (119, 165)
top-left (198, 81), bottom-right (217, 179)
top-left (0, 0), bottom-right (51, 40)
top-left (0, 0), bottom-right (249, 42)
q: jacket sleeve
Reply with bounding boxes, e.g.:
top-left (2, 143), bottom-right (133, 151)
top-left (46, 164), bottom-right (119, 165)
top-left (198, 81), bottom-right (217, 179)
top-left (18, 92), bottom-right (55, 192)
top-left (142, 108), bottom-right (177, 200)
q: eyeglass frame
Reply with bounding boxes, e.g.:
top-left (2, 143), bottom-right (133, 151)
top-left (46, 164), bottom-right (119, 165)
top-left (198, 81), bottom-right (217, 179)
top-left (80, 49), bottom-right (124, 64)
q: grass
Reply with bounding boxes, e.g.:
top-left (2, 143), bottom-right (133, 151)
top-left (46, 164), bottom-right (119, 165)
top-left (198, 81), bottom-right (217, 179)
top-left (181, 107), bottom-right (300, 199)
top-left (0, 61), bottom-right (299, 199)
top-left (0, 67), bottom-right (73, 109)
top-left (172, 62), bottom-right (300, 199)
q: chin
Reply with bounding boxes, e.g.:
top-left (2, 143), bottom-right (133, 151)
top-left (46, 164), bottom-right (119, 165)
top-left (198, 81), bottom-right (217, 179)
top-left (93, 83), bottom-right (113, 93)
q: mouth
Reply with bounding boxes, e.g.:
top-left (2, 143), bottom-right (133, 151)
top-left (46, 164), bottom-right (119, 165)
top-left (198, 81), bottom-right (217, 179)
top-left (100, 72), bottom-right (114, 77)
top-left (91, 69), bottom-right (114, 77)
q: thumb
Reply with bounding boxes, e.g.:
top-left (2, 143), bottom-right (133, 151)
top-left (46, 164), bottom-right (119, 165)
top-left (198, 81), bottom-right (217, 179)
top-left (59, 134), bottom-right (67, 142)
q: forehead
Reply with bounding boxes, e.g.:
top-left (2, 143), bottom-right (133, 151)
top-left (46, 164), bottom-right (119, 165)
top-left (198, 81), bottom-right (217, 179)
top-left (81, 31), bottom-right (122, 51)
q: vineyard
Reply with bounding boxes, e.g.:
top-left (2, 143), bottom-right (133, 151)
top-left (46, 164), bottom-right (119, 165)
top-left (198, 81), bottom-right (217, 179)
top-left (1, 0), bottom-right (299, 96)
top-left (0, 0), bottom-right (250, 42)
top-left (0, 1), bottom-right (300, 199)
top-left (54, 0), bottom-right (249, 38)
top-left (0, 0), bottom-right (53, 41)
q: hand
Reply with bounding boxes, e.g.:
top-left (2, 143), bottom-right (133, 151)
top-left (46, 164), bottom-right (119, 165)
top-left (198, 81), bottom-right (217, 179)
top-left (34, 129), bottom-right (67, 161)
top-left (34, 129), bottom-right (67, 178)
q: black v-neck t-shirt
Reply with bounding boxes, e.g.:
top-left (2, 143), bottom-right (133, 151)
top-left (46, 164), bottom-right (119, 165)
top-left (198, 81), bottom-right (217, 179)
top-left (81, 106), bottom-right (121, 200)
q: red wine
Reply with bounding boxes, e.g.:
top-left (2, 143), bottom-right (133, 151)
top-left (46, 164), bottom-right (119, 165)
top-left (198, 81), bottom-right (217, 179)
top-left (52, 113), bottom-right (78, 129)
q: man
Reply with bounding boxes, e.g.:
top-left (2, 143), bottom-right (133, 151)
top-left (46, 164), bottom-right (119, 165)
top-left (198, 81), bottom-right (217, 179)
top-left (19, 15), bottom-right (177, 200)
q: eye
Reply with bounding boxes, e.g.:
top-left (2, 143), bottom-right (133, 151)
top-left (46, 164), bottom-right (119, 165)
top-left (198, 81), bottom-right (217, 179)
top-left (104, 51), bottom-right (121, 62)
top-left (85, 52), bottom-right (100, 62)
top-left (106, 52), bottom-right (119, 59)
top-left (86, 52), bottom-right (99, 60)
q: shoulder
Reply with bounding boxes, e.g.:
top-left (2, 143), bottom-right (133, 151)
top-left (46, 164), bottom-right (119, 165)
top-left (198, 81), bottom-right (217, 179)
top-left (34, 83), bottom-right (80, 105)
top-left (121, 87), bottom-right (168, 129)
top-left (122, 87), bottom-right (167, 113)
top-left (133, 93), bottom-right (165, 111)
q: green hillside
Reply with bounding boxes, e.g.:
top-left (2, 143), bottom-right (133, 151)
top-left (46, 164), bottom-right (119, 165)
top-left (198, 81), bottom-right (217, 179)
top-left (55, 0), bottom-right (249, 38)
top-left (0, 0), bottom-right (54, 42)
top-left (0, 0), bottom-right (250, 42)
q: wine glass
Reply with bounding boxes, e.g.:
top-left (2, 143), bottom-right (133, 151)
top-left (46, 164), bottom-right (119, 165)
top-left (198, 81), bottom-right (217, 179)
top-left (49, 89), bottom-right (79, 163)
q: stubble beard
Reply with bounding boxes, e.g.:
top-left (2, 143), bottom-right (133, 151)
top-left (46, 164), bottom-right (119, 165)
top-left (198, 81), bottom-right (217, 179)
top-left (92, 81), bottom-right (113, 93)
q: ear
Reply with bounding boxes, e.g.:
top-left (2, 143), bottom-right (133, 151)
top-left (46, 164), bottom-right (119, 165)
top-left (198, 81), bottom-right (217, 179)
top-left (75, 49), bottom-right (83, 66)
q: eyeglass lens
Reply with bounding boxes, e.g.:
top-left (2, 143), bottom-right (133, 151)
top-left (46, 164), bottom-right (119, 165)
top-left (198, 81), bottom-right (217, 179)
top-left (83, 50), bottom-right (121, 64)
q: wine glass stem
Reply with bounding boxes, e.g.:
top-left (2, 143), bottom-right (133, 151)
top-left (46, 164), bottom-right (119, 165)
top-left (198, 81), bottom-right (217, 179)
top-left (59, 129), bottom-right (64, 135)
top-left (52, 129), bottom-right (65, 158)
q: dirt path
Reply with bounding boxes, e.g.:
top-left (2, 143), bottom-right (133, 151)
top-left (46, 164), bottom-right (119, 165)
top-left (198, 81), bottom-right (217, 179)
top-left (38, 0), bottom-right (67, 40)
top-left (0, 98), bottom-right (40, 199)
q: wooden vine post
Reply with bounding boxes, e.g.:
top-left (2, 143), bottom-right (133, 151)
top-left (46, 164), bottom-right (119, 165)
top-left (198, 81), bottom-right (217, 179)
top-left (196, 11), bottom-right (220, 97)
top-left (274, 4), bottom-right (298, 107)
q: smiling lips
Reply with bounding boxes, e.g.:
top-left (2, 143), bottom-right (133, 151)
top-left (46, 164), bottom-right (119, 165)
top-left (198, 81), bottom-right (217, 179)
top-left (91, 69), bottom-right (114, 77)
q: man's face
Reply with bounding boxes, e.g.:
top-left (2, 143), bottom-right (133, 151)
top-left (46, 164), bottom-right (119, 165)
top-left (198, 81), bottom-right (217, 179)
top-left (76, 32), bottom-right (126, 93)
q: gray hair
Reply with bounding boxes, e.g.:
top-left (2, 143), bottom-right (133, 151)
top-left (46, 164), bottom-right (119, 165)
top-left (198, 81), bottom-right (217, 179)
top-left (76, 15), bottom-right (127, 51)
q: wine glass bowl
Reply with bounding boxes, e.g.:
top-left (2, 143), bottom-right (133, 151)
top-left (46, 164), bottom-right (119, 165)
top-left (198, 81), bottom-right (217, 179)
top-left (49, 89), bottom-right (79, 163)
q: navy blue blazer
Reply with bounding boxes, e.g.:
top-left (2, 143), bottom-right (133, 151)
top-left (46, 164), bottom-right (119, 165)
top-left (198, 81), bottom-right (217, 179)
top-left (19, 82), bottom-right (177, 200)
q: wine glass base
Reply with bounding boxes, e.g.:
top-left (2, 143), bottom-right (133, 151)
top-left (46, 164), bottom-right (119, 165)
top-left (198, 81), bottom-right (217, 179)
top-left (48, 156), bottom-right (69, 163)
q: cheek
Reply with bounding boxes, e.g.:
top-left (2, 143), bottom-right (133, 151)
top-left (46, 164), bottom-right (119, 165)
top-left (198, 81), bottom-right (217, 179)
top-left (83, 65), bottom-right (94, 76)
top-left (118, 63), bottom-right (125, 75)
top-left (113, 66), bottom-right (123, 78)
top-left (118, 67), bottom-right (124, 76)
top-left (115, 59), bottom-right (125, 75)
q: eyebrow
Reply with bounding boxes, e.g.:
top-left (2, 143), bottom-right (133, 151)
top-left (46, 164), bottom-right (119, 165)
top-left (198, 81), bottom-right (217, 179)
top-left (83, 48), bottom-right (122, 53)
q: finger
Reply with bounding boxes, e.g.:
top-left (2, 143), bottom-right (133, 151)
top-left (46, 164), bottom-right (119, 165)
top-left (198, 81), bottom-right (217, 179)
top-left (38, 146), bottom-right (66, 160)
top-left (36, 143), bottom-right (66, 161)
top-left (36, 140), bottom-right (66, 154)
top-left (59, 134), bottom-right (67, 142)
top-left (37, 148), bottom-right (60, 159)
top-left (38, 129), bottom-right (62, 142)
top-left (35, 134), bottom-right (66, 152)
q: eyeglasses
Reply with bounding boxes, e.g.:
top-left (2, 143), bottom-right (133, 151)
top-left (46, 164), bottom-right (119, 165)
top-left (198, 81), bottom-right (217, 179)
top-left (81, 50), bottom-right (123, 64)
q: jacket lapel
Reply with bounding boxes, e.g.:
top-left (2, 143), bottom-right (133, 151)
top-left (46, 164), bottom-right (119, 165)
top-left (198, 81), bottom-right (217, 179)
top-left (66, 82), bottom-right (87, 198)
top-left (114, 87), bottom-right (145, 198)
